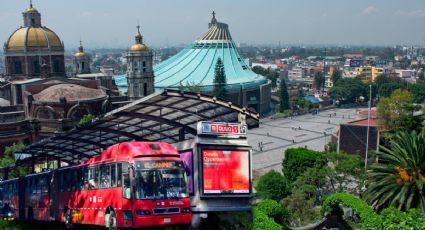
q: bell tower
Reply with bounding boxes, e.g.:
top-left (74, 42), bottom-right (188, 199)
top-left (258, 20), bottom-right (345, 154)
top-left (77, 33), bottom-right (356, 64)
top-left (126, 25), bottom-right (154, 99)
top-left (74, 40), bottom-right (91, 74)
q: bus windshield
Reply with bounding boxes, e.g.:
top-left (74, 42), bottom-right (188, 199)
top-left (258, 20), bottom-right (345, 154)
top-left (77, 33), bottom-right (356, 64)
top-left (134, 165), bottom-right (188, 200)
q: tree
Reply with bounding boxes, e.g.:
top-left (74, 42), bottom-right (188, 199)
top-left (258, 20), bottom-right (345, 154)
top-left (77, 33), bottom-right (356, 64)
top-left (279, 79), bottom-right (290, 112)
top-left (378, 82), bottom-right (405, 98)
top-left (0, 143), bottom-right (29, 179)
top-left (377, 89), bottom-right (423, 133)
top-left (213, 58), bottom-right (227, 100)
top-left (330, 69), bottom-right (342, 84)
top-left (364, 131), bottom-right (425, 212)
top-left (282, 148), bottom-right (325, 183)
top-left (314, 72), bottom-right (325, 91)
top-left (255, 170), bottom-right (290, 201)
top-left (329, 77), bottom-right (366, 103)
top-left (252, 66), bottom-right (279, 87)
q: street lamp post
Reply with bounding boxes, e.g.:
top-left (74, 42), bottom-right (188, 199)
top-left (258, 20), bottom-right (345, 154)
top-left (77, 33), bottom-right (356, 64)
top-left (364, 84), bottom-right (372, 170)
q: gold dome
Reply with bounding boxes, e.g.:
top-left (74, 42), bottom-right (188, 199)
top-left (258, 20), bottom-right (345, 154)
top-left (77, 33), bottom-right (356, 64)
top-left (130, 43), bottom-right (148, 52)
top-left (25, 6), bottom-right (39, 13)
top-left (6, 27), bottom-right (63, 51)
top-left (74, 51), bottom-right (87, 58)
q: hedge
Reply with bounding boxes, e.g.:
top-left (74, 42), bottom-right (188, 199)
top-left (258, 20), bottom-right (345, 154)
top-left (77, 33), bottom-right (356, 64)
top-left (321, 192), bottom-right (381, 229)
top-left (252, 208), bottom-right (282, 230)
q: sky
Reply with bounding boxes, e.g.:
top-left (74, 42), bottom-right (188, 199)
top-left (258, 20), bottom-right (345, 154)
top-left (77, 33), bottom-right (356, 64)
top-left (1, 0), bottom-right (425, 49)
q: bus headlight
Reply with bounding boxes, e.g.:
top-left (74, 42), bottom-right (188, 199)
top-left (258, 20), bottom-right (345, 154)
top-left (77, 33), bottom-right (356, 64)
top-left (182, 208), bottom-right (191, 213)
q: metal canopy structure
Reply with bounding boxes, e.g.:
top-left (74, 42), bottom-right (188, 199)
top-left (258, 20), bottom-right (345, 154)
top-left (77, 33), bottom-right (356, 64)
top-left (15, 89), bottom-right (259, 164)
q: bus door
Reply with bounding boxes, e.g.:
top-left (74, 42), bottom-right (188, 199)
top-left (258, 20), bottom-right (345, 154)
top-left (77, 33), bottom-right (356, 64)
top-left (49, 171), bottom-right (59, 221)
top-left (120, 162), bottom-right (133, 227)
top-left (18, 177), bottom-right (26, 220)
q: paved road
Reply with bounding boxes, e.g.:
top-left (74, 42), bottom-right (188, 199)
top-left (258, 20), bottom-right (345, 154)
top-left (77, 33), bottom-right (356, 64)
top-left (248, 108), bottom-right (362, 173)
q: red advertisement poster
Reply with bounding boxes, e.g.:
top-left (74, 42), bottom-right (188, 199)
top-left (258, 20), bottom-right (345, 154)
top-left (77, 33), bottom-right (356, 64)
top-left (202, 150), bottom-right (250, 194)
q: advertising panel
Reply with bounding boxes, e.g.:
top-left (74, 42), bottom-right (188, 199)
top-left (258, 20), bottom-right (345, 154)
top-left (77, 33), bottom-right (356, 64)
top-left (179, 151), bottom-right (194, 194)
top-left (349, 59), bottom-right (363, 67)
top-left (201, 150), bottom-right (250, 194)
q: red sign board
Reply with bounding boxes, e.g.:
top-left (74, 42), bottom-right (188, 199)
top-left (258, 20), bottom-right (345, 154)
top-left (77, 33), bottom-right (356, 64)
top-left (201, 150), bottom-right (250, 194)
top-left (197, 122), bottom-right (247, 136)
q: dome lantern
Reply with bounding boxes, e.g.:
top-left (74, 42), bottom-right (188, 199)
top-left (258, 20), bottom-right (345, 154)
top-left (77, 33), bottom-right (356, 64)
top-left (129, 24), bottom-right (148, 52)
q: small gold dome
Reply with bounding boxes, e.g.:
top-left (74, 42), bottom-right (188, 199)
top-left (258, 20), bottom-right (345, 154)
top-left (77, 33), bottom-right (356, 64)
top-left (130, 43), bottom-right (148, 52)
top-left (25, 6), bottom-right (39, 13)
top-left (6, 27), bottom-right (63, 50)
top-left (74, 52), bottom-right (87, 58)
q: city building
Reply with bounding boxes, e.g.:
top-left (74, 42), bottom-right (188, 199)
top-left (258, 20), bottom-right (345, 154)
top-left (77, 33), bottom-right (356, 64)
top-left (356, 66), bottom-right (384, 82)
top-left (153, 12), bottom-right (271, 114)
top-left (3, 2), bottom-right (65, 80)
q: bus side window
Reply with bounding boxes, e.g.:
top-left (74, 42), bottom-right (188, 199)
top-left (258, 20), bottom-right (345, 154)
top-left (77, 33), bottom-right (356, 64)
top-left (117, 163), bottom-right (122, 187)
top-left (111, 163), bottom-right (117, 187)
top-left (88, 167), bottom-right (98, 189)
top-left (82, 167), bottom-right (89, 190)
top-left (122, 163), bottom-right (131, 199)
top-left (100, 164), bottom-right (111, 189)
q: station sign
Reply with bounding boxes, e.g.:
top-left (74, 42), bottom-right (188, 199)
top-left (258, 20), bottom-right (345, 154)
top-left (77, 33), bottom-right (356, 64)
top-left (197, 122), bottom-right (247, 136)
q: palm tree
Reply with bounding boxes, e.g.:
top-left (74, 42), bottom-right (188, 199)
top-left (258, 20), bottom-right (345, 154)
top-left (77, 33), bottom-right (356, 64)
top-left (364, 131), bottom-right (425, 212)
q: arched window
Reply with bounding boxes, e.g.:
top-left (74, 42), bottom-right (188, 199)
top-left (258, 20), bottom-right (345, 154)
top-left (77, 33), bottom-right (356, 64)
top-left (54, 60), bottom-right (60, 73)
top-left (143, 83), bottom-right (147, 96)
top-left (81, 62), bottom-right (85, 70)
top-left (34, 60), bottom-right (40, 74)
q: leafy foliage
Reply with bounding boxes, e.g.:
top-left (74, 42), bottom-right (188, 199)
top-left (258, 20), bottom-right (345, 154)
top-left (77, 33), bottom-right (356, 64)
top-left (377, 89), bottom-right (423, 133)
top-left (380, 207), bottom-right (425, 229)
top-left (279, 79), bottom-right (290, 112)
top-left (79, 114), bottom-right (95, 125)
top-left (330, 69), bottom-right (342, 84)
top-left (322, 193), bottom-right (425, 229)
top-left (321, 192), bottom-right (382, 229)
top-left (329, 77), bottom-right (366, 103)
top-left (252, 66), bottom-right (279, 87)
top-left (281, 192), bottom-right (322, 227)
top-left (378, 82), bottom-right (405, 98)
top-left (256, 199), bottom-right (289, 225)
top-left (282, 148), bottom-right (324, 183)
top-left (255, 170), bottom-right (290, 201)
top-left (252, 208), bottom-right (282, 230)
top-left (408, 83), bottom-right (425, 103)
top-left (213, 58), bottom-right (227, 100)
top-left (364, 131), bottom-right (425, 212)
top-left (0, 143), bottom-right (29, 179)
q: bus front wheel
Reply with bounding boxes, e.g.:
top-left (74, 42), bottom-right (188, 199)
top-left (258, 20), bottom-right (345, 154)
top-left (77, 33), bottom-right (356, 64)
top-left (104, 210), bottom-right (117, 230)
top-left (64, 209), bottom-right (73, 229)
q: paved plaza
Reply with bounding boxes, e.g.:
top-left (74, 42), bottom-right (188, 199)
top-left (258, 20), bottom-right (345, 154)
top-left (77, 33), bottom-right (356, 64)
top-left (248, 108), bottom-right (363, 173)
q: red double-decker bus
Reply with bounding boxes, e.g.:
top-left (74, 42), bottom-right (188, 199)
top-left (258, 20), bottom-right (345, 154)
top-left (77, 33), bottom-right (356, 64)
top-left (0, 142), bottom-right (191, 229)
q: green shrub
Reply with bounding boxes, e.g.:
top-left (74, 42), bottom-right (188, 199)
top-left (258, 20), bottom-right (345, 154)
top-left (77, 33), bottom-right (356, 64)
top-left (79, 114), bottom-right (95, 125)
top-left (256, 199), bottom-right (289, 225)
top-left (282, 148), bottom-right (324, 183)
top-left (380, 207), bottom-right (425, 230)
top-left (321, 192), bottom-right (381, 229)
top-left (252, 208), bottom-right (282, 230)
top-left (255, 170), bottom-right (290, 201)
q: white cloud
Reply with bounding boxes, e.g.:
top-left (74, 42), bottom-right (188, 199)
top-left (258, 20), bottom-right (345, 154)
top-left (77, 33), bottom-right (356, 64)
top-left (361, 6), bottom-right (378, 15)
top-left (396, 9), bottom-right (425, 17)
